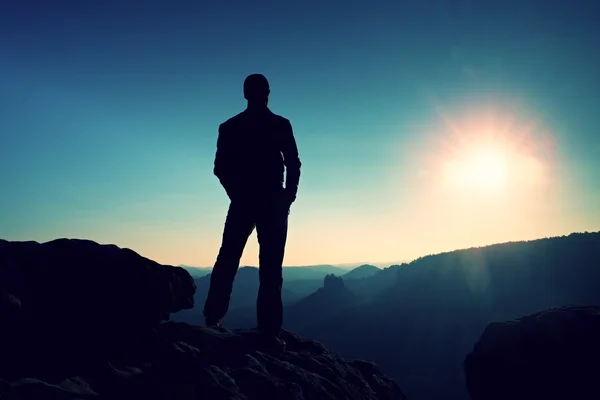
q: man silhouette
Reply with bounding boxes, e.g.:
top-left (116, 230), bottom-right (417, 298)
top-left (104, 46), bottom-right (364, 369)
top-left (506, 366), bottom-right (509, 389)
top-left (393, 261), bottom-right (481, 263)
top-left (203, 74), bottom-right (301, 349)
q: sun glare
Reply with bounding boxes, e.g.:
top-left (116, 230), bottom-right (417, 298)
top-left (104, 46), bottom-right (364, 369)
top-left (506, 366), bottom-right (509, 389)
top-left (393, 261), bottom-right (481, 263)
top-left (431, 102), bottom-right (552, 198)
top-left (382, 98), bottom-right (562, 260)
top-left (383, 98), bottom-right (562, 260)
top-left (442, 146), bottom-right (509, 191)
top-left (468, 148), bottom-right (509, 186)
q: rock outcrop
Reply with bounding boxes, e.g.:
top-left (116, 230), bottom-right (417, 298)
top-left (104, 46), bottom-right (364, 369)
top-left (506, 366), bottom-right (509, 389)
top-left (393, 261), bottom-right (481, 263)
top-left (0, 238), bottom-right (405, 399)
top-left (0, 238), bottom-right (195, 328)
top-left (323, 273), bottom-right (345, 291)
top-left (464, 306), bottom-right (600, 400)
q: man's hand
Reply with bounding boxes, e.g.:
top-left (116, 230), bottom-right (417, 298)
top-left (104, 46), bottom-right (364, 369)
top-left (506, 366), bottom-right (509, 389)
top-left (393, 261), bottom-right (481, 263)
top-left (283, 189), bottom-right (296, 208)
top-left (281, 119), bottom-right (301, 206)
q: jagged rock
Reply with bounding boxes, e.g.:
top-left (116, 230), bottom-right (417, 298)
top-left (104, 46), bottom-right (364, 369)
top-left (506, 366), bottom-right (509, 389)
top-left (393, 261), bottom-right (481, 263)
top-left (0, 324), bottom-right (406, 399)
top-left (0, 238), bottom-right (406, 399)
top-left (0, 238), bottom-right (195, 329)
top-left (0, 292), bottom-right (21, 323)
top-left (7, 377), bottom-right (98, 399)
top-left (284, 273), bottom-right (357, 332)
top-left (0, 238), bottom-right (196, 379)
top-left (323, 274), bottom-right (344, 291)
top-left (464, 306), bottom-right (600, 400)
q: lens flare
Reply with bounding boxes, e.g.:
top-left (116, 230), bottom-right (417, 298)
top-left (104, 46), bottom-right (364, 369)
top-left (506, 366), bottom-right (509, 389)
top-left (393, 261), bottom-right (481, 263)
top-left (429, 100), bottom-right (554, 200)
top-left (382, 96), bottom-right (561, 258)
top-left (441, 146), bottom-right (509, 191)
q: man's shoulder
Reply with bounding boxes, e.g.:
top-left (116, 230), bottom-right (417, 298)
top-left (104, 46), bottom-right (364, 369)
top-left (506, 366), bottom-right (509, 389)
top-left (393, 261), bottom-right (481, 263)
top-left (269, 112), bottom-right (291, 125)
top-left (267, 113), bottom-right (292, 132)
top-left (219, 109), bottom-right (291, 131)
top-left (219, 112), bottom-right (245, 131)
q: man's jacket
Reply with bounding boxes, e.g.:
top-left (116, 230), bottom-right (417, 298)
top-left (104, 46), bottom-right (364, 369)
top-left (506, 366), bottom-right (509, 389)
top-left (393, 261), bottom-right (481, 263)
top-left (214, 107), bottom-right (301, 202)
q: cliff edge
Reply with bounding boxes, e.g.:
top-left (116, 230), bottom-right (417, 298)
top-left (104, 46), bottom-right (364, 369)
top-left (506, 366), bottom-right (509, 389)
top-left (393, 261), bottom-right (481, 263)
top-left (0, 238), bottom-right (405, 400)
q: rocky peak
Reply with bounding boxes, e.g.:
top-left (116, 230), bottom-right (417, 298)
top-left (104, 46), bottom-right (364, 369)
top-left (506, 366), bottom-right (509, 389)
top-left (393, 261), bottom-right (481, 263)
top-left (0, 238), bottom-right (406, 400)
top-left (323, 273), bottom-right (345, 291)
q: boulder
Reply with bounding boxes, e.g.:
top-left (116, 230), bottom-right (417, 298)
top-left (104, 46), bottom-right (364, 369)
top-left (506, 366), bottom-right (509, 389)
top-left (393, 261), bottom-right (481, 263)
top-left (0, 238), bottom-right (195, 330)
top-left (465, 306), bottom-right (600, 400)
top-left (0, 238), bottom-right (196, 377)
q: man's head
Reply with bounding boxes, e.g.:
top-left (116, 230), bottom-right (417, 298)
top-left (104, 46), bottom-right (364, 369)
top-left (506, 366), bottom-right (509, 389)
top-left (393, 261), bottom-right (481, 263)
top-left (243, 74), bottom-right (270, 106)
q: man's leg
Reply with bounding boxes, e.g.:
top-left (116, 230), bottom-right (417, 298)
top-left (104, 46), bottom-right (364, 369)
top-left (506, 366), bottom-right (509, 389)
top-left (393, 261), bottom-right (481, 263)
top-left (203, 202), bottom-right (255, 325)
top-left (255, 195), bottom-right (289, 337)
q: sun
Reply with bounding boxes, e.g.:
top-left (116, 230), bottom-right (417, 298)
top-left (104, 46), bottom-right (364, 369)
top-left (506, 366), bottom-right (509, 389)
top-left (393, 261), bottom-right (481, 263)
top-left (464, 147), bottom-right (509, 188)
top-left (441, 145), bottom-right (510, 192)
top-left (429, 101), bottom-right (552, 197)
top-left (383, 98), bottom-right (558, 251)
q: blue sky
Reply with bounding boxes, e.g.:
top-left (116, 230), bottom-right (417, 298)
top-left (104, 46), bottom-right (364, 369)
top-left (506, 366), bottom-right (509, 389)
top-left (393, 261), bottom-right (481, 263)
top-left (1, 1), bottom-right (599, 266)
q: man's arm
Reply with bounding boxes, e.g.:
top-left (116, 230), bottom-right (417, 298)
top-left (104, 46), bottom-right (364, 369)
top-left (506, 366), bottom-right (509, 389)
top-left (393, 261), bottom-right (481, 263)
top-left (214, 123), bottom-right (238, 200)
top-left (281, 119), bottom-right (302, 203)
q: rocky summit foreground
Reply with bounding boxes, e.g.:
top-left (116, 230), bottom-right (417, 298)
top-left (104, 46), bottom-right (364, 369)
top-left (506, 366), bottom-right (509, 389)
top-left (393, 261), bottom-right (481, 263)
top-left (465, 306), bottom-right (600, 400)
top-left (0, 238), bottom-right (405, 400)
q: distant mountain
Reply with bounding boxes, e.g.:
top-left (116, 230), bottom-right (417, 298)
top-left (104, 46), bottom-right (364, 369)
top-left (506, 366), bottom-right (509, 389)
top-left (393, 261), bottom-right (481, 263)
top-left (181, 264), bottom-right (350, 280)
top-left (171, 266), bottom-right (303, 324)
top-left (172, 264), bottom-right (358, 324)
top-left (283, 278), bottom-right (324, 297)
top-left (282, 265), bottom-right (349, 280)
top-left (333, 261), bottom-right (412, 269)
top-left (220, 264), bottom-right (405, 328)
top-left (180, 265), bottom-right (212, 278)
top-left (342, 264), bottom-right (381, 280)
top-left (224, 274), bottom-right (359, 331)
top-left (284, 264), bottom-right (404, 301)
top-left (343, 264), bottom-right (405, 299)
top-left (285, 274), bottom-right (358, 331)
top-left (295, 232), bottom-right (600, 399)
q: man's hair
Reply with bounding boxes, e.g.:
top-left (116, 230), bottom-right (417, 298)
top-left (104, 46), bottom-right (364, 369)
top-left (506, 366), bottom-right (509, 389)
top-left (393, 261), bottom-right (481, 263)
top-left (243, 74), bottom-right (270, 101)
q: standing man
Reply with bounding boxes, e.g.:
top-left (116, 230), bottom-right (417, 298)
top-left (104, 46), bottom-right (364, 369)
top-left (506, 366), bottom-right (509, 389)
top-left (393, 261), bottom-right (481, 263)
top-left (203, 74), bottom-right (301, 349)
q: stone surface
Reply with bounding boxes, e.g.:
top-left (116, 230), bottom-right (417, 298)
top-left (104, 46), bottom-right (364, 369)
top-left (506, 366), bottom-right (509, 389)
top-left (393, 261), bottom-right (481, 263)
top-left (0, 238), bottom-right (406, 400)
top-left (465, 306), bottom-right (600, 400)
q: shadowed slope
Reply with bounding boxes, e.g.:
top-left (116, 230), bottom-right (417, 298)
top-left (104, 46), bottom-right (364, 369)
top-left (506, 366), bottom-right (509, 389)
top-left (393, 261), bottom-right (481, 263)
top-left (284, 274), bottom-right (358, 331)
top-left (342, 264), bottom-right (380, 280)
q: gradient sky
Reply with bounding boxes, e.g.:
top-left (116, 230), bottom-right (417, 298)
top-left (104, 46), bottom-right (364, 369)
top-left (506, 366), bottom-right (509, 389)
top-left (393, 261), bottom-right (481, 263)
top-left (1, 1), bottom-right (599, 266)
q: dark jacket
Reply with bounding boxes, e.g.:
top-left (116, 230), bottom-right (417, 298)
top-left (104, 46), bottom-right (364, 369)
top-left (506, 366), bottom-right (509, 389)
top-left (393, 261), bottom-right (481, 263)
top-left (214, 107), bottom-right (301, 202)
